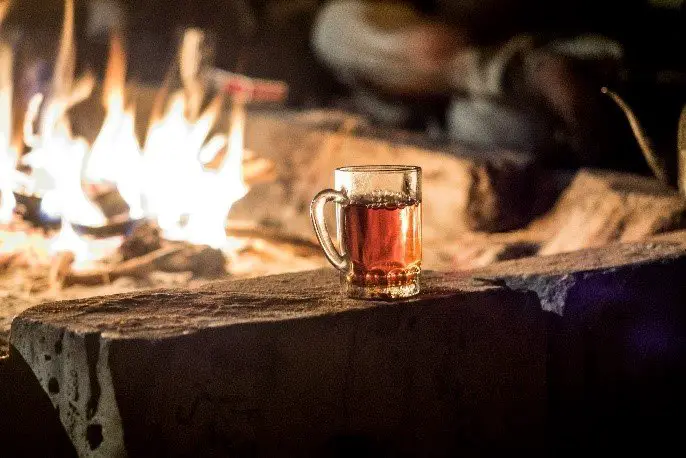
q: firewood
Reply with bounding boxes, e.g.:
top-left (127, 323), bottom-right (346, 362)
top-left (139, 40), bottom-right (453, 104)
top-left (153, 243), bottom-right (227, 278)
top-left (90, 185), bottom-right (130, 219)
top-left (64, 245), bottom-right (183, 286)
top-left (120, 221), bottom-right (162, 260)
top-left (225, 220), bottom-right (320, 252)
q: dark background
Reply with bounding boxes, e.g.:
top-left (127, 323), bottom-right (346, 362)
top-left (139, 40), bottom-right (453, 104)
top-left (3, 0), bottom-right (685, 173)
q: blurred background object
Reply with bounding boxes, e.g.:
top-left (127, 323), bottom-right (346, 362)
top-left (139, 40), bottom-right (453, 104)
top-left (1, 0), bottom-right (684, 172)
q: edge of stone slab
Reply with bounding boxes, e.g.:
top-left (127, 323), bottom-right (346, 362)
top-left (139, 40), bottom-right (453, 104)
top-left (469, 240), bottom-right (686, 315)
top-left (10, 269), bottom-right (504, 341)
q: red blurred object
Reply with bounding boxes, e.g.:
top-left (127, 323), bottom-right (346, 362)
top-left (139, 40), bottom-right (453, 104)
top-left (211, 69), bottom-right (288, 103)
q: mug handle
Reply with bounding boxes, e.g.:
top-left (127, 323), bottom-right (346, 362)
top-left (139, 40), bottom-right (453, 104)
top-left (310, 189), bottom-right (350, 271)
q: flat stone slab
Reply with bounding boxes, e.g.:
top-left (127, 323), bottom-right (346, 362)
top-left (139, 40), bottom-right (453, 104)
top-left (8, 239), bottom-right (686, 456)
top-left (9, 270), bottom-right (547, 457)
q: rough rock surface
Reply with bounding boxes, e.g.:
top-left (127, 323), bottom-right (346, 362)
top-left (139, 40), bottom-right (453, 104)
top-left (531, 169), bottom-right (686, 256)
top-left (236, 111), bottom-right (545, 239)
top-left (6, 237), bottom-right (686, 455)
top-left (432, 170), bottom-right (686, 270)
top-left (472, 239), bottom-right (686, 315)
top-left (472, 239), bottom-right (686, 454)
top-left (9, 270), bottom-right (546, 457)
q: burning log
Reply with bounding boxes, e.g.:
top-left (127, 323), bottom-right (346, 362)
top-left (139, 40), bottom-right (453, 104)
top-left (63, 242), bottom-right (229, 287)
top-left (153, 243), bottom-right (226, 278)
top-left (119, 221), bottom-right (162, 260)
top-left (225, 219), bottom-right (320, 252)
top-left (63, 245), bottom-right (182, 287)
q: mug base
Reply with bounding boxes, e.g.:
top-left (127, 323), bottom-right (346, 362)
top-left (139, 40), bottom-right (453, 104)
top-left (341, 278), bottom-right (420, 300)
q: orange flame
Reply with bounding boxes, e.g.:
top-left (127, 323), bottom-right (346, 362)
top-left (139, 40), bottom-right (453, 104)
top-left (83, 34), bottom-right (144, 219)
top-left (2, 0), bottom-right (252, 259)
top-left (21, 0), bottom-right (104, 230)
top-left (0, 35), bottom-right (16, 223)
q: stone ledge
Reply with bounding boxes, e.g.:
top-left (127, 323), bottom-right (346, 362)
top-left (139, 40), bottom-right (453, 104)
top-left (470, 239), bottom-right (686, 315)
top-left (472, 240), bottom-right (686, 454)
top-left (9, 271), bottom-right (547, 457)
top-left (15, 270), bottom-right (524, 339)
top-left (7, 239), bottom-right (686, 456)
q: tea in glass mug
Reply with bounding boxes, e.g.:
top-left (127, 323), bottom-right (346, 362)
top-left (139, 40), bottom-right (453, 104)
top-left (310, 165), bottom-right (422, 299)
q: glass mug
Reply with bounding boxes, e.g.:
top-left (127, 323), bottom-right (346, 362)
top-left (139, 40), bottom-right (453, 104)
top-left (310, 165), bottom-right (422, 299)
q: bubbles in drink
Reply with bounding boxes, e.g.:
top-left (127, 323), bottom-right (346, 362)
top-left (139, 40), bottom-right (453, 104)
top-left (352, 190), bottom-right (417, 208)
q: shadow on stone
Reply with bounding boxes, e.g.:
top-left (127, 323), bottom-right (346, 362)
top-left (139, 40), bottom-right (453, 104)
top-left (548, 258), bottom-right (686, 456)
top-left (0, 348), bottom-right (76, 457)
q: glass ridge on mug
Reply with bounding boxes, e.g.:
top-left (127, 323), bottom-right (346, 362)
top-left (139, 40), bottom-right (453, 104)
top-left (310, 165), bottom-right (422, 299)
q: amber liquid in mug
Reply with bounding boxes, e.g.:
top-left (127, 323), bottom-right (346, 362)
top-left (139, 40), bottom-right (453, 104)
top-left (343, 197), bottom-right (421, 289)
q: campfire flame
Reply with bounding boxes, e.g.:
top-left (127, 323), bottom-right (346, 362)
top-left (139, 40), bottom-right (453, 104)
top-left (142, 91), bottom-right (248, 248)
top-left (21, 0), bottom-right (102, 236)
top-left (0, 1), bottom-right (17, 224)
top-left (49, 221), bottom-right (90, 262)
top-left (0, 0), bottom-right (251, 260)
top-left (176, 96), bottom-right (249, 248)
top-left (0, 35), bottom-right (16, 224)
top-left (83, 34), bottom-right (144, 220)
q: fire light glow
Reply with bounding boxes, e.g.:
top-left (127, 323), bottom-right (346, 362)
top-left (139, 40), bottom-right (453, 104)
top-left (0, 20), bottom-right (16, 224)
top-left (0, 0), bottom-right (250, 259)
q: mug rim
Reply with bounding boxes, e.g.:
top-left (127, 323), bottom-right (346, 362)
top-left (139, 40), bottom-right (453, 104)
top-left (335, 165), bottom-right (421, 174)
